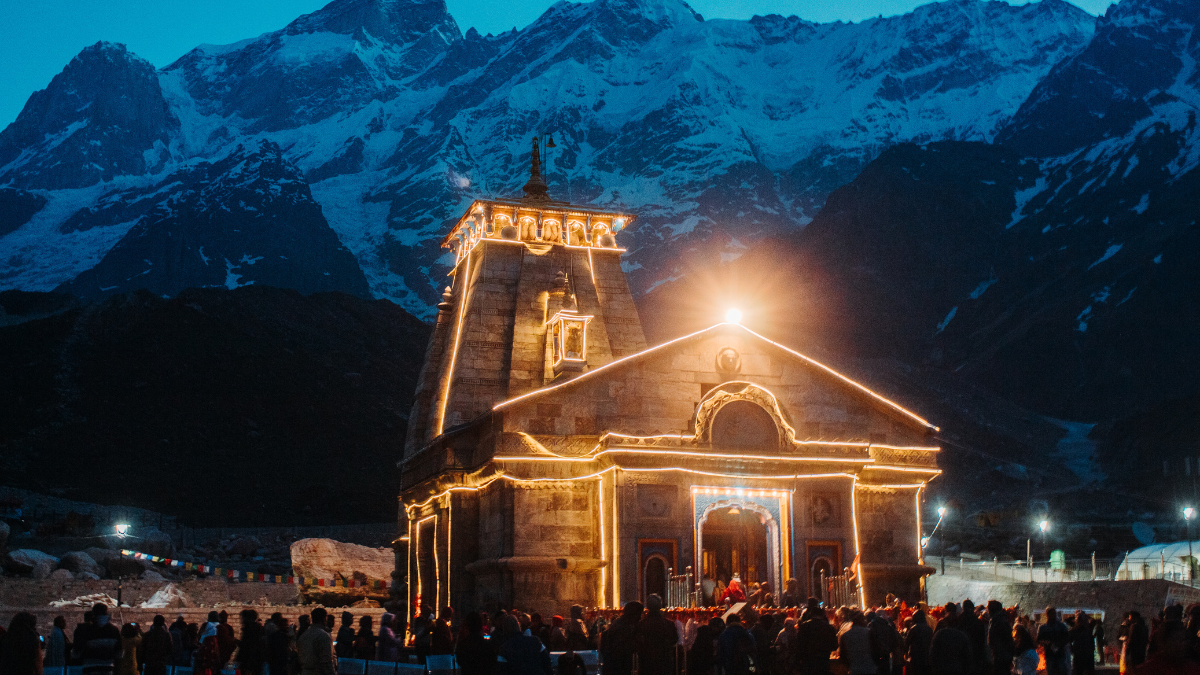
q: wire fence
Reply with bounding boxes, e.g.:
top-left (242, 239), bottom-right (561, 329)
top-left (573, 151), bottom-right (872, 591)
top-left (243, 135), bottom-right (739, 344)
top-left (926, 555), bottom-right (1130, 583)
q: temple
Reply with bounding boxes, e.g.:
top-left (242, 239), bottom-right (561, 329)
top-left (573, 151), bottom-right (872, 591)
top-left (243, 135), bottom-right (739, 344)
top-left (398, 139), bottom-right (939, 614)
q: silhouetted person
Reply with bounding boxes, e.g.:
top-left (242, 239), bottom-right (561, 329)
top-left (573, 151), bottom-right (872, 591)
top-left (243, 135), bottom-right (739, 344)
top-left (0, 612), bottom-right (43, 675)
top-left (1037, 608), bottom-right (1070, 675)
top-left (335, 613), bottom-right (355, 660)
top-left (637, 594), bottom-right (679, 675)
top-left (353, 616), bottom-right (376, 661)
top-left (376, 614), bottom-right (400, 662)
top-left (687, 618), bottom-right (723, 675)
top-left (142, 615), bottom-right (174, 675)
top-left (497, 616), bottom-right (550, 675)
top-left (929, 622), bottom-right (971, 675)
top-left (717, 613), bottom-right (756, 675)
top-left (297, 608), bottom-right (334, 675)
top-left (602, 602), bottom-right (642, 675)
top-left (795, 599), bottom-right (838, 675)
top-left (237, 610), bottom-right (266, 675)
top-left (73, 604), bottom-right (123, 675)
top-left (455, 612), bottom-right (495, 675)
top-left (987, 601), bottom-right (1014, 675)
top-left (905, 610), bottom-right (934, 675)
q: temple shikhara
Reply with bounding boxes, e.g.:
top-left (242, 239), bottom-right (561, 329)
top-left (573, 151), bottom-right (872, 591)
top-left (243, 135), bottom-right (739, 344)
top-left (398, 140), bottom-right (940, 614)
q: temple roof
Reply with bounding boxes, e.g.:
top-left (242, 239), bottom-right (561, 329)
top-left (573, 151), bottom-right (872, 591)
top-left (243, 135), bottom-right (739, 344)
top-left (493, 322), bottom-right (939, 432)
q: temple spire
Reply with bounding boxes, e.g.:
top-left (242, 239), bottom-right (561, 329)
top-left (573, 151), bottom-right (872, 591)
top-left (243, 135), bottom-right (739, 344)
top-left (521, 136), bottom-right (549, 201)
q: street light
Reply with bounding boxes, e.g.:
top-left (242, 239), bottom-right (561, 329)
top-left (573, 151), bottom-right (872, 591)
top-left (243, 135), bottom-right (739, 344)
top-left (1039, 520), bottom-right (1050, 561)
top-left (115, 524), bottom-right (130, 538)
top-left (1185, 508), bottom-right (1196, 584)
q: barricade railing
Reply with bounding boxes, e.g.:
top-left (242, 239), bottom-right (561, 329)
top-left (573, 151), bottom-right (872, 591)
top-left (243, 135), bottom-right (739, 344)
top-left (665, 566), bottom-right (698, 608)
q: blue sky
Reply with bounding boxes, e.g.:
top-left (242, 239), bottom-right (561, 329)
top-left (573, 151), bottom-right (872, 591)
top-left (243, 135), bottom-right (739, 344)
top-left (0, 0), bottom-right (1115, 129)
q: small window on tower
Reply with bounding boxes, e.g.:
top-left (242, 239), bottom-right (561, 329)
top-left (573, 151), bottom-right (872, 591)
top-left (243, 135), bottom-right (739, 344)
top-left (547, 311), bottom-right (592, 373)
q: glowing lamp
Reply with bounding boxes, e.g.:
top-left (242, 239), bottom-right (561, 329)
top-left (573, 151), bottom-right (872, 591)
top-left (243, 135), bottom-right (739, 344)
top-left (613, 217), bottom-right (626, 231)
top-left (937, 506), bottom-right (946, 517)
top-left (728, 505), bottom-right (741, 516)
top-left (1186, 508), bottom-right (1197, 520)
top-left (1039, 520), bottom-right (1049, 533)
top-left (725, 309), bottom-right (742, 324)
top-left (115, 524), bottom-right (130, 538)
top-left (921, 536), bottom-right (930, 549)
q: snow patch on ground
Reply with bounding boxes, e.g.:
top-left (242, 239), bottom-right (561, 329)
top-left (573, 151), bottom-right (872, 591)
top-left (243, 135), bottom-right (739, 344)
top-left (1088, 244), bottom-right (1123, 269)
top-left (935, 306), bottom-right (957, 334)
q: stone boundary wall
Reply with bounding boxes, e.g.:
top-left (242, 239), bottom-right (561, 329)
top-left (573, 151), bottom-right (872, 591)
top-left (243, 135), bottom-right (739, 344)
top-left (0, 578), bottom-right (299, 608)
top-left (0, 606), bottom-right (391, 635)
top-left (928, 575), bottom-right (1200, 637)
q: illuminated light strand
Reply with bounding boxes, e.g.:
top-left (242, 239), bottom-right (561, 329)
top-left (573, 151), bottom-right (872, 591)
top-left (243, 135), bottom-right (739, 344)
top-left (690, 486), bottom-right (792, 498)
top-left (599, 431), bottom-right (937, 452)
top-left (856, 483), bottom-right (928, 489)
top-left (740, 325), bottom-right (938, 431)
top-left (446, 496), bottom-right (452, 612)
top-left (865, 465), bottom-right (943, 474)
top-left (492, 322), bottom-right (938, 433)
top-left (406, 516), bottom-right (413, 614)
top-left (850, 477), bottom-right (866, 607)
top-left (915, 484), bottom-right (925, 567)
top-left (493, 324), bottom-right (726, 410)
top-left (435, 245), bottom-right (473, 437)
top-left (433, 513), bottom-right (440, 612)
top-left (493, 448), bottom-right (876, 464)
top-left (598, 475), bottom-right (607, 609)
top-left (588, 249), bottom-right (596, 288)
top-left (414, 516), bottom-right (434, 611)
top-left (613, 468), bottom-right (621, 608)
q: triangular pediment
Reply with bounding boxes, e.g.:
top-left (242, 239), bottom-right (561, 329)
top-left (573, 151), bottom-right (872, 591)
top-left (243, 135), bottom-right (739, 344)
top-left (495, 322), bottom-right (937, 438)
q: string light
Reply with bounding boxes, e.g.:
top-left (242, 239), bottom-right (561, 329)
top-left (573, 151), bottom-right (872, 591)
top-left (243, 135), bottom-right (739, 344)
top-left (492, 323), bottom-right (938, 432)
top-left (598, 475), bottom-right (607, 608)
top-left (850, 477), bottom-right (866, 607)
top-left (435, 245), bottom-right (473, 437)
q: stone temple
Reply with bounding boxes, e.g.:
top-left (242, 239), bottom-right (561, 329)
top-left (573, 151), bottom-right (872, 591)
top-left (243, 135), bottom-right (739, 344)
top-left (399, 141), bottom-right (940, 615)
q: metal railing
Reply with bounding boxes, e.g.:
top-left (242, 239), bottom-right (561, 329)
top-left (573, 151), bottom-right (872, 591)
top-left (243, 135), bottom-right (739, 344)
top-left (665, 566), bottom-right (699, 608)
top-left (925, 555), bottom-right (1166, 583)
top-left (821, 569), bottom-right (858, 608)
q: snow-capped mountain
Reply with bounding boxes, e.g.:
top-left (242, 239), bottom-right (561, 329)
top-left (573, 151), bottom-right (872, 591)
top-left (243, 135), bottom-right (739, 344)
top-left (652, 0), bottom-right (1200, 425)
top-left (0, 0), bottom-right (1095, 313)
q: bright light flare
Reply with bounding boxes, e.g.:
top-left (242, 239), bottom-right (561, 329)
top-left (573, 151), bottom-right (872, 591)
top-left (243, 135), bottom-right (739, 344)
top-left (1185, 507), bottom-right (1196, 521)
top-left (937, 506), bottom-right (946, 517)
top-left (1039, 520), bottom-right (1050, 533)
top-left (115, 524), bottom-right (130, 537)
top-left (725, 308), bottom-right (742, 324)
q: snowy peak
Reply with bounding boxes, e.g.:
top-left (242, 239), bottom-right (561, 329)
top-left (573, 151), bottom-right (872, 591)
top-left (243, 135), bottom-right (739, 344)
top-left (285, 0), bottom-right (460, 46)
top-left (998, 0), bottom-right (1197, 157)
top-left (0, 41), bottom-right (176, 189)
top-left (58, 140), bottom-right (370, 302)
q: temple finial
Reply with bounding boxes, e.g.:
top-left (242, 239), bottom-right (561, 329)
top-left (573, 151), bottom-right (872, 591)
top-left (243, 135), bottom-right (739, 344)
top-left (522, 136), bottom-right (549, 201)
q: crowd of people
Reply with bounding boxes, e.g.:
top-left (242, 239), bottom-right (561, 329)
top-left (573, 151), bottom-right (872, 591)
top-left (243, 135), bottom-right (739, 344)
top-left (3, 595), bottom-right (1200, 675)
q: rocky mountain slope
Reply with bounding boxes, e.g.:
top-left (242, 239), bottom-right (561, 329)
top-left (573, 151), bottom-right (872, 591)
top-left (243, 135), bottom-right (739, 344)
top-left (0, 287), bottom-right (429, 525)
top-left (0, 0), bottom-right (1095, 312)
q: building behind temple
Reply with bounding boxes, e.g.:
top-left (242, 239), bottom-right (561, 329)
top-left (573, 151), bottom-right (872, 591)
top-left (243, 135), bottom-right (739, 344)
top-left (398, 140), bottom-right (940, 614)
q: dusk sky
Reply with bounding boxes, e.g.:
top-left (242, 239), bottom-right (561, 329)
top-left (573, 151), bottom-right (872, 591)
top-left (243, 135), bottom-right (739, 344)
top-left (1, 0), bottom-right (1115, 129)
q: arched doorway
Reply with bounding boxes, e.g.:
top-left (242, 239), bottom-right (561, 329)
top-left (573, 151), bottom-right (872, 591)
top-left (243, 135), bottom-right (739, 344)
top-left (698, 505), bottom-right (774, 602)
top-left (644, 556), bottom-right (668, 602)
top-left (810, 557), bottom-right (834, 599)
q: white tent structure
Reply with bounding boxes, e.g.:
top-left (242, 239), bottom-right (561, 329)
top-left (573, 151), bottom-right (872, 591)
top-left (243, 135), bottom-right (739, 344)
top-left (1117, 541), bottom-right (1200, 581)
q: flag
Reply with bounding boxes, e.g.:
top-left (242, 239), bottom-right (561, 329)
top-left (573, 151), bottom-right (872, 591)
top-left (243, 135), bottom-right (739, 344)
top-left (848, 554), bottom-right (861, 582)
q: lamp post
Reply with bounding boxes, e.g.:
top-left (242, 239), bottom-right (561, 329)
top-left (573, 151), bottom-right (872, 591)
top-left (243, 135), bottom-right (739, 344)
top-left (937, 507), bottom-right (947, 575)
top-left (1185, 507), bottom-right (1196, 585)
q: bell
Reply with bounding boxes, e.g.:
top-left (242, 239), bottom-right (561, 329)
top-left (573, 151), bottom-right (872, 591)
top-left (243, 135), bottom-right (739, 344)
top-left (545, 135), bottom-right (557, 148)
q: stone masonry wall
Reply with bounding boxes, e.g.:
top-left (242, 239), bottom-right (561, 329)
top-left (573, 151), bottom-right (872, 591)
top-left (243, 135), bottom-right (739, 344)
top-left (928, 575), bottom-right (1200, 639)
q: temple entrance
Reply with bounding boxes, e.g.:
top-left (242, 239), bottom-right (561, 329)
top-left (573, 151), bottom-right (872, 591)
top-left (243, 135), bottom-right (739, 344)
top-left (644, 556), bottom-right (667, 602)
top-left (699, 506), bottom-right (771, 601)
